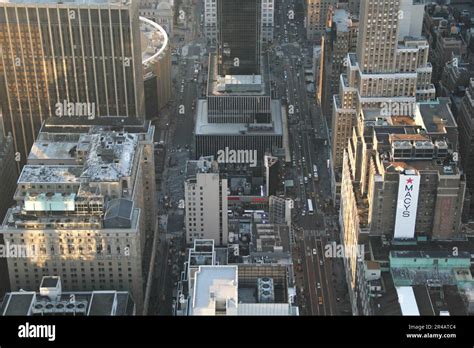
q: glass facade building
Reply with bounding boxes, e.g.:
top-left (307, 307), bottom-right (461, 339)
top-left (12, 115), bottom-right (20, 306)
top-left (217, 0), bottom-right (261, 76)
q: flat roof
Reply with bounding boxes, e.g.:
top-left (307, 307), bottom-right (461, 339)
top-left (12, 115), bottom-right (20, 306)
top-left (1, 293), bottom-right (35, 316)
top-left (193, 266), bottom-right (237, 309)
top-left (81, 133), bottom-right (138, 182)
top-left (333, 8), bottom-right (351, 32)
top-left (370, 236), bottom-right (474, 262)
top-left (418, 99), bottom-right (457, 134)
top-left (19, 165), bottom-right (83, 184)
top-left (237, 303), bottom-right (294, 315)
top-left (88, 292), bottom-right (116, 315)
top-left (29, 141), bottom-right (78, 161)
top-left (396, 287), bottom-right (420, 316)
top-left (195, 100), bottom-right (283, 136)
top-left (207, 54), bottom-right (271, 96)
top-left (391, 250), bottom-right (471, 260)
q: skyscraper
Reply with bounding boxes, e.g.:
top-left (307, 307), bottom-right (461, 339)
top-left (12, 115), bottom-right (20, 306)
top-left (331, 0), bottom-right (435, 201)
top-left (195, 0), bottom-right (287, 163)
top-left (205, 0), bottom-right (273, 45)
top-left (217, 0), bottom-right (261, 75)
top-left (0, 0), bottom-right (145, 162)
top-left (305, 0), bottom-right (336, 42)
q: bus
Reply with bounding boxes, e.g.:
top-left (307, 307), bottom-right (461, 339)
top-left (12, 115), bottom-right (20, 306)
top-left (313, 165), bottom-right (319, 182)
top-left (307, 199), bottom-right (314, 215)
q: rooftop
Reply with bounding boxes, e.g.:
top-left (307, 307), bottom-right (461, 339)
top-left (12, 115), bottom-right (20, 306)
top-left (19, 166), bottom-right (82, 184)
top-left (195, 100), bottom-right (284, 136)
top-left (185, 156), bottom-right (218, 178)
top-left (207, 54), bottom-right (271, 96)
top-left (416, 99), bottom-right (457, 134)
top-left (332, 8), bottom-right (355, 32)
top-left (81, 133), bottom-right (138, 182)
top-left (0, 277), bottom-right (135, 316)
top-left (192, 266), bottom-right (238, 311)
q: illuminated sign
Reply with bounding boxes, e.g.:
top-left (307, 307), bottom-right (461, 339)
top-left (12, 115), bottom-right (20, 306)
top-left (394, 174), bottom-right (420, 239)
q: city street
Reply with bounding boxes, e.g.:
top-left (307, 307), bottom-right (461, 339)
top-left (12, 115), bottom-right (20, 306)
top-left (273, 0), bottom-right (350, 315)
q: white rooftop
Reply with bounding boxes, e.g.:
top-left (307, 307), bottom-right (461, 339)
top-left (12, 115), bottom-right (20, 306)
top-left (396, 287), bottom-right (420, 316)
top-left (192, 266), bottom-right (238, 315)
top-left (81, 133), bottom-right (137, 182)
top-left (236, 303), bottom-right (295, 315)
top-left (29, 141), bottom-right (78, 161)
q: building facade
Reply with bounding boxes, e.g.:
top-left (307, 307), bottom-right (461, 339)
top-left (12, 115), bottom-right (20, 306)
top-left (305, 0), bottom-right (336, 42)
top-left (318, 8), bottom-right (358, 117)
top-left (458, 79), bottom-right (474, 218)
top-left (217, 0), bottom-right (261, 76)
top-left (138, 0), bottom-right (173, 35)
top-left (141, 16), bottom-right (172, 117)
top-left (0, 0), bottom-right (146, 163)
top-left (205, 0), bottom-right (273, 44)
top-left (0, 118), bottom-right (156, 313)
top-left (331, 0), bottom-right (436, 203)
top-left (184, 157), bottom-right (228, 246)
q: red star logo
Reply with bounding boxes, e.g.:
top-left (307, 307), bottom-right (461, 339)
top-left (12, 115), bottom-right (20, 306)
top-left (406, 178), bottom-right (414, 184)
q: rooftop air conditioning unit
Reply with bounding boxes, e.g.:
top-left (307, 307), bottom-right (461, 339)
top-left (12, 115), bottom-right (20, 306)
top-left (257, 277), bottom-right (275, 303)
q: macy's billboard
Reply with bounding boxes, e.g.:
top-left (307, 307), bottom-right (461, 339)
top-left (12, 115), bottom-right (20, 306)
top-left (394, 174), bottom-right (420, 239)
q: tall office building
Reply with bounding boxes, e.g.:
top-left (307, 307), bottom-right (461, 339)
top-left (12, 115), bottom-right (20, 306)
top-left (331, 0), bottom-right (435, 201)
top-left (205, 0), bottom-right (273, 45)
top-left (217, 0), bottom-right (261, 75)
top-left (184, 157), bottom-right (228, 246)
top-left (305, 0), bottom-right (336, 42)
top-left (318, 8), bottom-right (358, 117)
top-left (0, 118), bottom-right (156, 313)
top-left (195, 0), bottom-right (288, 163)
top-left (0, 0), bottom-right (145, 162)
top-left (458, 78), bottom-right (474, 218)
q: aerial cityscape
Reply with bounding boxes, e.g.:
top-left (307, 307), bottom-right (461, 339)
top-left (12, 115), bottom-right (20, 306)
top-left (0, 0), bottom-right (473, 343)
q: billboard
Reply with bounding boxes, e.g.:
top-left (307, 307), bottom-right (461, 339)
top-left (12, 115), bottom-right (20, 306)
top-left (394, 174), bottom-right (420, 239)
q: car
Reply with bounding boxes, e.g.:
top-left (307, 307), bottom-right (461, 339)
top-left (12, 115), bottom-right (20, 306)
top-left (301, 211), bottom-right (306, 216)
top-left (319, 297), bottom-right (323, 305)
top-left (317, 283), bottom-right (321, 289)
top-left (320, 260), bottom-right (323, 266)
top-left (312, 248), bottom-right (317, 255)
